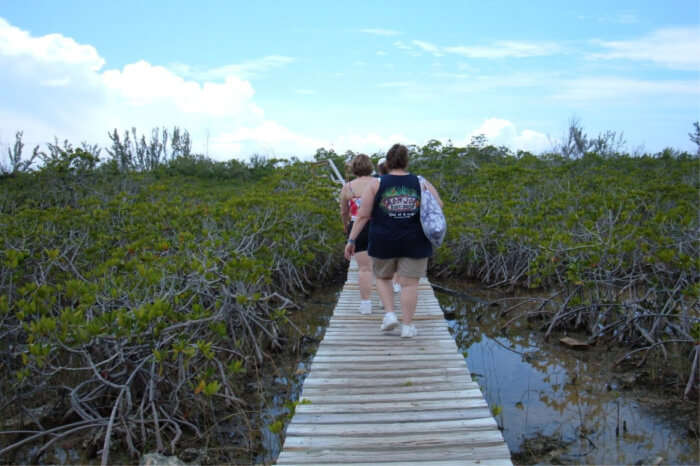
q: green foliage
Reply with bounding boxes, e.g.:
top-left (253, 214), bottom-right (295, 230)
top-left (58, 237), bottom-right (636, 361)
top-left (0, 158), bottom-right (345, 458)
top-left (0, 129), bottom-right (697, 458)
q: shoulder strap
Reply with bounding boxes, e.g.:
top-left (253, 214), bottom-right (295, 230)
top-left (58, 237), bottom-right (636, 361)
top-left (347, 180), bottom-right (357, 197)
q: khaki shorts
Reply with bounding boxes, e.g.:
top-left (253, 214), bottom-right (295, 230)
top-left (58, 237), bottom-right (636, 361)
top-left (373, 257), bottom-right (428, 279)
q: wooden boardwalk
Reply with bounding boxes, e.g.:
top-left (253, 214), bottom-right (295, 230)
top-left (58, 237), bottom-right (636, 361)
top-left (276, 261), bottom-right (512, 465)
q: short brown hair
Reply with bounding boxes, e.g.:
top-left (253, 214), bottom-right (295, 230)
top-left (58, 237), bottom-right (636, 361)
top-left (386, 144), bottom-right (408, 170)
top-left (350, 153), bottom-right (373, 176)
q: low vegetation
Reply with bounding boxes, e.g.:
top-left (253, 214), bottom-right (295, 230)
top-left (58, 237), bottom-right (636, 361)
top-left (0, 124), bottom-right (697, 463)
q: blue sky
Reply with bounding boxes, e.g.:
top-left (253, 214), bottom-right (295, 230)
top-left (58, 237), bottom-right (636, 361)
top-left (1, 0), bottom-right (698, 160)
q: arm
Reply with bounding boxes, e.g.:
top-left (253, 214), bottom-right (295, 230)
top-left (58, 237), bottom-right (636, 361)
top-left (344, 179), bottom-right (379, 260)
top-left (339, 184), bottom-right (350, 233)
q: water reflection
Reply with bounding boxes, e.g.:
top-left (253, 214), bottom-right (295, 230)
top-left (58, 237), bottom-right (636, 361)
top-left (438, 283), bottom-right (698, 465)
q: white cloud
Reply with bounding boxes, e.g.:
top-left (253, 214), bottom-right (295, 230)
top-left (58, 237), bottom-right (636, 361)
top-left (332, 132), bottom-right (413, 154)
top-left (433, 72), bottom-right (470, 79)
top-left (0, 17), bottom-right (316, 160)
top-left (102, 61), bottom-right (261, 118)
top-left (515, 130), bottom-right (552, 153)
top-left (170, 55), bottom-right (295, 80)
top-left (0, 17), bottom-right (104, 70)
top-left (376, 50), bottom-right (387, 56)
top-left (377, 81), bottom-right (413, 88)
top-left (591, 27), bottom-right (700, 70)
top-left (392, 37), bottom-right (561, 59)
top-left (412, 40), bottom-right (442, 56)
top-left (445, 41), bottom-right (562, 58)
top-left (469, 118), bottom-right (550, 153)
top-left (393, 40), bottom-right (412, 50)
top-left (360, 28), bottom-right (400, 36)
top-left (213, 121), bottom-right (325, 157)
top-left (604, 12), bottom-right (639, 24)
top-left (553, 76), bottom-right (700, 101)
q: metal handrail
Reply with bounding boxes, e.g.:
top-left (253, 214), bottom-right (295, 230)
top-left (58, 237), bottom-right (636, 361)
top-left (311, 159), bottom-right (344, 185)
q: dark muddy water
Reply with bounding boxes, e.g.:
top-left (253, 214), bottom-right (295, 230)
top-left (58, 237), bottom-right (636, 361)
top-left (437, 280), bottom-right (699, 465)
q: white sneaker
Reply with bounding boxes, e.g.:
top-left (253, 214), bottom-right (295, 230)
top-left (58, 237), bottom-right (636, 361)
top-left (358, 300), bottom-right (372, 315)
top-left (380, 312), bottom-right (399, 331)
top-left (393, 282), bottom-right (401, 293)
top-left (401, 324), bottom-right (418, 338)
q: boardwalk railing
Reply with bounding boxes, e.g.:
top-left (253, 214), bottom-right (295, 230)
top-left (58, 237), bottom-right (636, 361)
top-left (277, 260), bottom-right (513, 465)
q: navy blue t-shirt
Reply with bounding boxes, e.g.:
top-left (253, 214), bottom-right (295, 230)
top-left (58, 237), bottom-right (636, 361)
top-left (368, 173), bottom-right (432, 259)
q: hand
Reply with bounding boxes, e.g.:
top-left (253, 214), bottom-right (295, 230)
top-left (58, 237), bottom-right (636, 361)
top-left (344, 242), bottom-right (355, 260)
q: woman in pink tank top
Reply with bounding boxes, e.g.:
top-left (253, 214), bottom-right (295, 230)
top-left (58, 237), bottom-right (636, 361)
top-left (339, 154), bottom-right (376, 315)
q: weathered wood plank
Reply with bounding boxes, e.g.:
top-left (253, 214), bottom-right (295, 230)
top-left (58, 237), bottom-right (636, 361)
top-left (276, 444), bottom-right (511, 464)
top-left (277, 260), bottom-right (511, 465)
top-left (277, 460), bottom-right (511, 466)
top-left (320, 335), bottom-right (456, 343)
top-left (314, 348), bottom-right (459, 358)
top-left (300, 382), bottom-right (476, 397)
top-left (294, 398), bottom-right (487, 414)
top-left (305, 360), bottom-right (468, 371)
top-left (303, 368), bottom-right (468, 379)
top-left (288, 407), bottom-right (494, 424)
top-left (310, 354), bottom-right (464, 363)
top-left (285, 417), bottom-right (497, 436)
top-left (283, 429), bottom-right (505, 450)
top-left (302, 375), bottom-right (473, 389)
top-left (298, 388), bottom-right (482, 404)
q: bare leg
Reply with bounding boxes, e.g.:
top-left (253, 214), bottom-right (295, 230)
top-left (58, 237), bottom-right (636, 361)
top-left (354, 251), bottom-right (372, 301)
top-left (399, 276), bottom-right (419, 325)
top-left (375, 277), bottom-right (394, 313)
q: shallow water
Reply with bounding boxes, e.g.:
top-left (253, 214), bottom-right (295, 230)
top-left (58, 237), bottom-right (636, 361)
top-left (437, 281), bottom-right (699, 465)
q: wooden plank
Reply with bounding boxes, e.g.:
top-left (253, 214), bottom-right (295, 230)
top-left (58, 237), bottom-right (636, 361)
top-left (323, 326), bottom-right (451, 333)
top-left (303, 368), bottom-right (468, 379)
top-left (320, 335), bottom-right (455, 342)
top-left (324, 320), bottom-right (448, 327)
top-left (288, 407), bottom-right (494, 424)
top-left (310, 354), bottom-right (465, 363)
top-left (285, 417), bottom-right (497, 436)
top-left (283, 430), bottom-right (505, 450)
top-left (277, 259), bottom-right (511, 465)
top-left (294, 398), bottom-right (487, 414)
top-left (306, 359), bottom-right (468, 370)
top-left (317, 338), bottom-right (456, 346)
top-left (301, 382), bottom-right (477, 397)
top-left (314, 348), bottom-right (458, 357)
top-left (316, 341), bottom-right (457, 348)
top-left (299, 388), bottom-right (483, 404)
top-left (329, 314), bottom-right (445, 321)
top-left (302, 376), bottom-right (473, 389)
top-left (276, 444), bottom-right (511, 464)
top-left (277, 460), bottom-right (511, 466)
top-left (306, 359), bottom-right (467, 370)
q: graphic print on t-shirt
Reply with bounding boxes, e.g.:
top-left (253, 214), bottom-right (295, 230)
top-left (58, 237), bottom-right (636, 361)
top-left (379, 186), bottom-right (420, 219)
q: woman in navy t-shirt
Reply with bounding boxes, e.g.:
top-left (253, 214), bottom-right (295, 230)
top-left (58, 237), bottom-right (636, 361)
top-left (345, 144), bottom-right (443, 338)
